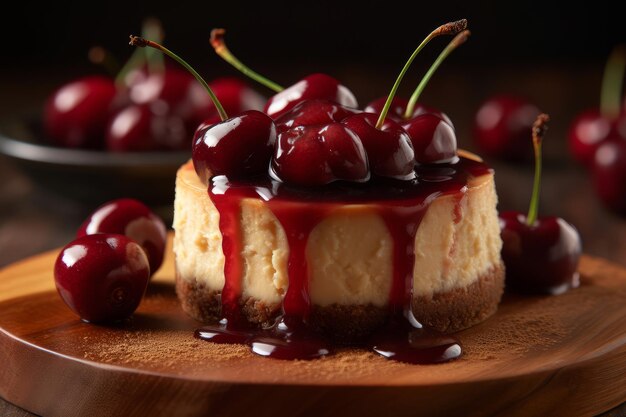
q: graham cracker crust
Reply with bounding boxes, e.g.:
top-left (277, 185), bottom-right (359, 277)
top-left (175, 263), bottom-right (505, 337)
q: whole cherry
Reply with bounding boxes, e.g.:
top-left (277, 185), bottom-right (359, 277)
top-left (77, 198), bottom-right (167, 275)
top-left (402, 113), bottom-right (457, 164)
top-left (364, 96), bottom-right (453, 127)
top-left (54, 234), bottom-right (150, 323)
top-left (44, 76), bottom-right (118, 149)
top-left (499, 114), bottom-right (582, 295)
top-left (474, 95), bottom-right (540, 161)
top-left (569, 46), bottom-right (626, 166)
top-left (274, 99), bottom-right (358, 133)
top-left (129, 35), bottom-right (276, 183)
top-left (270, 123), bottom-right (369, 186)
top-left (591, 137), bottom-right (626, 214)
top-left (210, 29), bottom-right (358, 119)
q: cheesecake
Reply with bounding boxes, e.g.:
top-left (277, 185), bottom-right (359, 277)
top-left (173, 153), bottom-right (504, 338)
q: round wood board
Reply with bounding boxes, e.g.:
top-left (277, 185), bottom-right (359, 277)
top-left (1, 234), bottom-right (625, 417)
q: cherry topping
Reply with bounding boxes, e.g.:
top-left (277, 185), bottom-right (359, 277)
top-left (77, 198), bottom-right (167, 275)
top-left (274, 99), bottom-right (358, 133)
top-left (474, 95), bottom-right (540, 161)
top-left (270, 123), bottom-right (369, 186)
top-left (44, 76), bottom-right (118, 149)
top-left (54, 234), bottom-right (150, 323)
top-left (341, 112), bottom-right (415, 179)
top-left (192, 110), bottom-right (277, 183)
top-left (364, 96), bottom-right (453, 126)
top-left (499, 114), bottom-right (582, 294)
top-left (401, 113), bottom-right (457, 164)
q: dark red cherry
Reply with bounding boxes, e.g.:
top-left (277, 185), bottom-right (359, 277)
top-left (105, 103), bottom-right (188, 151)
top-left (402, 113), bottom-right (457, 164)
top-left (77, 199), bottom-right (167, 275)
top-left (192, 110), bottom-right (276, 183)
top-left (474, 95), bottom-right (540, 161)
top-left (263, 73), bottom-right (358, 119)
top-left (499, 212), bottom-right (582, 295)
top-left (568, 110), bottom-right (626, 167)
top-left (54, 234), bottom-right (150, 323)
top-left (44, 76), bottom-right (118, 149)
top-left (341, 112), bottom-right (415, 179)
top-left (209, 77), bottom-right (265, 114)
top-left (274, 99), bottom-right (358, 133)
top-left (271, 123), bottom-right (369, 186)
top-left (591, 137), bottom-right (626, 214)
top-left (364, 96), bottom-right (453, 127)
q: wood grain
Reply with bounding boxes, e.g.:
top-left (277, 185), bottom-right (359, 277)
top-left (1, 234), bottom-right (625, 417)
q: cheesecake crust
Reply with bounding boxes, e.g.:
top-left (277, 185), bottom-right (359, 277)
top-left (175, 263), bottom-right (505, 336)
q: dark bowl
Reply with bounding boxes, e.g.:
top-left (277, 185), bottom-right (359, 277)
top-left (0, 116), bottom-right (190, 206)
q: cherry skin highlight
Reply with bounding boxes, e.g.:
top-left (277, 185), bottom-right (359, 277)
top-left (77, 198), bottom-right (167, 275)
top-left (499, 212), bottom-right (582, 295)
top-left (402, 113), bottom-right (457, 164)
top-left (474, 95), bottom-right (540, 161)
top-left (54, 234), bottom-right (150, 323)
top-left (44, 76), bottom-right (118, 149)
top-left (264, 73), bottom-right (358, 119)
top-left (341, 112), bottom-right (416, 179)
top-left (270, 123), bottom-right (369, 186)
top-left (192, 110), bottom-right (277, 183)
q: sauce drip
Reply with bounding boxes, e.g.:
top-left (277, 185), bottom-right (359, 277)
top-left (196, 157), bottom-right (490, 363)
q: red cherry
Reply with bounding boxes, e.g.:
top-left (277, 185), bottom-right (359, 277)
top-left (105, 103), bottom-right (188, 151)
top-left (499, 212), bottom-right (581, 295)
top-left (341, 112), bottom-right (415, 179)
top-left (54, 234), bottom-right (150, 323)
top-left (264, 73), bottom-right (358, 119)
top-left (192, 110), bottom-right (277, 183)
top-left (402, 113), bottom-right (457, 164)
top-left (44, 76), bottom-right (118, 149)
top-left (568, 110), bottom-right (626, 166)
top-left (364, 96), bottom-right (453, 127)
top-left (77, 199), bottom-right (167, 275)
top-left (591, 137), bottom-right (626, 214)
top-left (274, 99), bottom-right (358, 133)
top-left (474, 95), bottom-right (540, 161)
top-left (271, 123), bottom-right (369, 186)
top-left (209, 77), bottom-right (266, 114)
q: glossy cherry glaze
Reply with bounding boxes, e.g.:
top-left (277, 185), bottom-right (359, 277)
top-left (499, 211), bottom-right (582, 295)
top-left (341, 112), bottom-right (416, 179)
top-left (44, 76), bottom-right (118, 149)
top-left (274, 99), bottom-right (358, 133)
top-left (270, 123), bottom-right (369, 186)
top-left (105, 103), bottom-right (188, 151)
top-left (474, 95), bottom-right (540, 161)
top-left (195, 156), bottom-right (491, 362)
top-left (192, 110), bottom-right (277, 183)
top-left (402, 113), bottom-right (457, 164)
top-left (263, 73), bottom-right (358, 119)
top-left (364, 96), bottom-right (453, 126)
top-left (77, 198), bottom-right (167, 275)
top-left (591, 138), bottom-right (626, 214)
top-left (54, 234), bottom-right (150, 323)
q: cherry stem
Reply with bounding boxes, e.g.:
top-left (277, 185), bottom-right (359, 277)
top-left (115, 18), bottom-right (165, 87)
top-left (375, 19), bottom-right (467, 129)
top-left (526, 113), bottom-right (550, 226)
top-left (210, 29), bottom-right (284, 93)
top-left (600, 45), bottom-right (626, 118)
top-left (404, 30), bottom-right (470, 119)
top-left (129, 35), bottom-right (228, 121)
top-left (88, 47), bottom-right (120, 76)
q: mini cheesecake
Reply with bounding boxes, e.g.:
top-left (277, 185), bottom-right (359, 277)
top-left (173, 153), bottom-right (504, 338)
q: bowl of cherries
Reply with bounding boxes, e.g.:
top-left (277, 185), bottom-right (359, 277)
top-left (0, 20), bottom-right (265, 205)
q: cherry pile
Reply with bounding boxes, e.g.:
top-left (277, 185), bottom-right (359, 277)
top-left (43, 20), bottom-right (264, 152)
top-left (568, 46), bottom-right (626, 215)
top-left (54, 199), bottom-right (166, 323)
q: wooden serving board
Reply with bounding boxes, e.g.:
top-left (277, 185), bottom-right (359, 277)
top-left (1, 234), bottom-right (625, 417)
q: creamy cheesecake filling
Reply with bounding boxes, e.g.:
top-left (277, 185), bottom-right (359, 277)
top-left (173, 161), bottom-right (502, 308)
